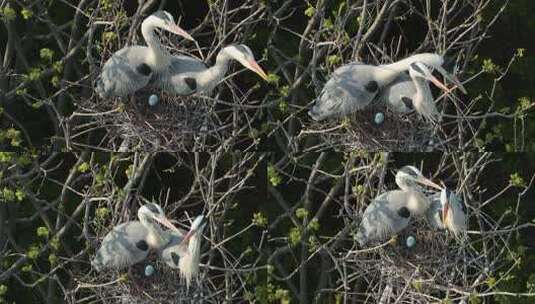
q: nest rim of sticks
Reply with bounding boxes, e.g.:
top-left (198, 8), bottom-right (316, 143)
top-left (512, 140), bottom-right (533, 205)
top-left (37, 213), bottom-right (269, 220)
top-left (303, 103), bottom-right (444, 152)
top-left (341, 209), bottom-right (508, 303)
top-left (74, 253), bottom-right (210, 304)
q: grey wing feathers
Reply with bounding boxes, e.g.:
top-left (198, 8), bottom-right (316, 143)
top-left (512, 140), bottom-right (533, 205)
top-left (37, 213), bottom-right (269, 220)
top-left (309, 63), bottom-right (379, 121)
top-left (356, 191), bottom-right (411, 246)
top-left (425, 193), bottom-right (444, 230)
top-left (378, 73), bottom-right (416, 113)
top-left (158, 232), bottom-right (185, 269)
top-left (157, 55), bottom-right (207, 95)
top-left (95, 46), bottom-right (152, 98)
top-left (91, 221), bottom-right (149, 271)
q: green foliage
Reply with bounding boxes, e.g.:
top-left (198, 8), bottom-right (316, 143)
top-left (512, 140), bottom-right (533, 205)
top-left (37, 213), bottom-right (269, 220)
top-left (0, 285), bottom-right (6, 296)
top-left (20, 8), bottom-right (33, 20)
top-left (288, 226), bottom-right (302, 246)
top-left (469, 294), bottom-right (482, 304)
top-left (278, 100), bottom-right (288, 113)
top-left (295, 208), bottom-right (308, 219)
top-left (95, 207), bottom-right (110, 220)
top-left (0, 152), bottom-right (12, 163)
top-left (25, 67), bottom-right (42, 82)
top-left (482, 58), bottom-right (499, 74)
top-left (48, 254), bottom-right (57, 265)
top-left (14, 189), bottom-right (25, 202)
top-left (1, 187), bottom-right (15, 202)
top-left (304, 5), bottom-right (315, 17)
top-left (40, 48), bottom-right (55, 62)
top-left (77, 162), bottom-right (90, 173)
top-left (252, 212), bottom-right (268, 227)
top-left (50, 236), bottom-right (61, 251)
top-left (509, 173), bottom-right (525, 187)
top-left (266, 73), bottom-right (280, 85)
top-left (267, 164), bottom-right (282, 186)
top-left (36, 226), bottom-right (50, 238)
top-left (27, 245), bottom-right (40, 259)
top-left (307, 218), bottom-right (320, 231)
top-left (0, 5), bottom-right (16, 22)
top-left (255, 282), bottom-right (290, 303)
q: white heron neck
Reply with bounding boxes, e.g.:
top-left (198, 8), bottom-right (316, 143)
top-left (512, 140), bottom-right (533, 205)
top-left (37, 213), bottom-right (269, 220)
top-left (383, 54), bottom-right (444, 72)
top-left (141, 22), bottom-right (171, 70)
top-left (412, 77), bottom-right (433, 111)
top-left (196, 49), bottom-right (231, 92)
top-left (140, 217), bottom-right (170, 249)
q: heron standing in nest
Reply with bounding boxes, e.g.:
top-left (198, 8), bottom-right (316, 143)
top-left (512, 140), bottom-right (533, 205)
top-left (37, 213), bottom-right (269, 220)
top-left (356, 166), bottom-right (443, 246)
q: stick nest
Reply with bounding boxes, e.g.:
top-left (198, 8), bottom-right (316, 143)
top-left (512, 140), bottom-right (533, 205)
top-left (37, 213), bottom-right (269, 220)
top-left (305, 103), bottom-right (442, 151)
top-left (341, 207), bottom-right (507, 303)
top-left (73, 253), bottom-right (213, 304)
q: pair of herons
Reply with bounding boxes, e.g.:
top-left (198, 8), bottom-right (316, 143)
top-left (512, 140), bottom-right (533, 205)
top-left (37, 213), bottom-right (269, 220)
top-left (91, 203), bottom-right (205, 288)
top-left (95, 11), bottom-right (268, 99)
top-left (310, 54), bottom-right (467, 123)
top-left (356, 166), bottom-right (467, 246)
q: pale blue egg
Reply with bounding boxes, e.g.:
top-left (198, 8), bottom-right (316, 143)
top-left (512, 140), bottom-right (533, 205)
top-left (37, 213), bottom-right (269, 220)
top-left (148, 94), bottom-right (159, 106)
top-left (144, 264), bottom-right (155, 277)
top-left (374, 112), bottom-right (385, 125)
top-left (406, 236), bottom-right (416, 248)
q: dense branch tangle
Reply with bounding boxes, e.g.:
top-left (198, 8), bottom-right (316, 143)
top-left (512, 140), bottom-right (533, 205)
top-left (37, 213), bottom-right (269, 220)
top-left (0, 152), bottom-right (270, 303)
top-left (264, 152), bottom-right (534, 302)
top-left (0, 0), bottom-right (270, 151)
top-left (262, 0), bottom-right (527, 152)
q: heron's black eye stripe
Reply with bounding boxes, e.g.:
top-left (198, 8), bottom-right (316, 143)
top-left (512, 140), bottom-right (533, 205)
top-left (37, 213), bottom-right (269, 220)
top-left (364, 81), bottom-right (378, 92)
top-left (153, 11), bottom-right (172, 22)
top-left (235, 45), bottom-right (249, 55)
top-left (398, 207), bottom-right (411, 218)
top-left (171, 252), bottom-right (180, 266)
top-left (401, 167), bottom-right (418, 177)
top-left (145, 203), bottom-right (160, 214)
top-left (401, 97), bottom-right (414, 110)
top-left (410, 63), bottom-right (425, 74)
top-left (136, 240), bottom-right (149, 251)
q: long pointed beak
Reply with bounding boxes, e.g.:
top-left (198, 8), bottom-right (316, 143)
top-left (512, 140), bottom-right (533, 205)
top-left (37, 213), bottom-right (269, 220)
top-left (417, 176), bottom-right (443, 190)
top-left (426, 73), bottom-right (453, 94)
top-left (166, 24), bottom-right (195, 42)
top-left (180, 216), bottom-right (205, 244)
top-left (153, 216), bottom-right (181, 232)
top-left (442, 200), bottom-right (450, 225)
top-left (246, 59), bottom-right (268, 80)
top-left (434, 66), bottom-right (467, 94)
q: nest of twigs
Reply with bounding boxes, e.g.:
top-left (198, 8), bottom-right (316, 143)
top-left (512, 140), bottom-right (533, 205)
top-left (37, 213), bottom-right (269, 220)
top-left (307, 103), bottom-right (442, 152)
top-left (343, 211), bottom-right (504, 303)
top-left (73, 252), bottom-right (211, 304)
top-left (92, 88), bottom-right (226, 151)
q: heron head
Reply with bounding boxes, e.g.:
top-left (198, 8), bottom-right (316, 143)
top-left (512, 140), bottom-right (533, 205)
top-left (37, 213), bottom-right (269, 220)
top-left (138, 203), bottom-right (178, 232)
top-left (396, 165), bottom-right (442, 191)
top-left (146, 10), bottom-right (195, 41)
top-left (224, 44), bottom-right (268, 80)
top-left (409, 62), bottom-right (462, 94)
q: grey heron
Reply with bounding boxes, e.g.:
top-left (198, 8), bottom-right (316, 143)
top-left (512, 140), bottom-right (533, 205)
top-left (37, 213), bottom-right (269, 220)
top-left (159, 215), bottom-right (206, 288)
top-left (91, 203), bottom-right (178, 272)
top-left (308, 53), bottom-right (466, 121)
top-left (356, 165), bottom-right (442, 246)
top-left (160, 44), bottom-right (268, 95)
top-left (95, 11), bottom-right (194, 99)
top-left (379, 62), bottom-right (467, 123)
